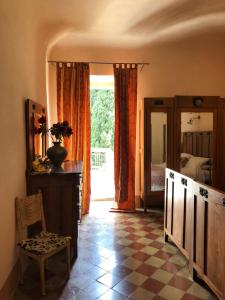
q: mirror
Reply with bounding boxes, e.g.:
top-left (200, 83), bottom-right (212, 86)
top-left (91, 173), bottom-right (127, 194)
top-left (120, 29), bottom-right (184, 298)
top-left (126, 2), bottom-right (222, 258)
top-left (151, 112), bottom-right (167, 191)
top-left (34, 113), bottom-right (46, 158)
top-left (180, 112), bottom-right (213, 184)
top-left (25, 99), bottom-right (47, 171)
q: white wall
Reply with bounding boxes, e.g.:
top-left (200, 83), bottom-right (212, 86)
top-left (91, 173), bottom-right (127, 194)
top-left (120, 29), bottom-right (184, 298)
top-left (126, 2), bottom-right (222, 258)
top-left (181, 112), bottom-right (214, 132)
top-left (0, 1), bottom-right (48, 289)
top-left (48, 33), bottom-right (225, 197)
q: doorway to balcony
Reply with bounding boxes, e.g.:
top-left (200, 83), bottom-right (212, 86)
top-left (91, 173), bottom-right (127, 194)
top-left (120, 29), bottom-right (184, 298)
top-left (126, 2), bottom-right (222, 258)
top-left (90, 75), bottom-right (115, 200)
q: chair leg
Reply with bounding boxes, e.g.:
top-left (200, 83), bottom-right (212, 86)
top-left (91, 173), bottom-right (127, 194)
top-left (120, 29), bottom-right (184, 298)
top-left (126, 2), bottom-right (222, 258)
top-left (45, 258), bottom-right (49, 270)
top-left (39, 259), bottom-right (46, 296)
top-left (66, 243), bottom-right (71, 278)
top-left (19, 253), bottom-right (24, 285)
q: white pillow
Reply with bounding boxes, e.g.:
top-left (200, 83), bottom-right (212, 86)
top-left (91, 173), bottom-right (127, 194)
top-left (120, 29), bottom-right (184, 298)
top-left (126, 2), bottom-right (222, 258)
top-left (181, 166), bottom-right (196, 179)
top-left (185, 156), bottom-right (209, 168)
top-left (181, 153), bottom-right (194, 159)
top-left (182, 156), bottom-right (210, 179)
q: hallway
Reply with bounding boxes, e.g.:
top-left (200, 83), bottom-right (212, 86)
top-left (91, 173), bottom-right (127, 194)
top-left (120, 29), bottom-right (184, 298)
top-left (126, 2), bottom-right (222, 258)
top-left (14, 202), bottom-right (215, 300)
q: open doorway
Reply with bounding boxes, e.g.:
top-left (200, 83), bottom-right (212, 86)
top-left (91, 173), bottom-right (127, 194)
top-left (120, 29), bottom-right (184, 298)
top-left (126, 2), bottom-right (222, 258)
top-left (90, 75), bottom-right (115, 200)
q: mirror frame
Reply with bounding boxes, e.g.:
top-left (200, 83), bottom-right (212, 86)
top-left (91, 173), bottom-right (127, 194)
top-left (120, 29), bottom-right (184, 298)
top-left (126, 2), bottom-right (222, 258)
top-left (25, 99), bottom-right (47, 172)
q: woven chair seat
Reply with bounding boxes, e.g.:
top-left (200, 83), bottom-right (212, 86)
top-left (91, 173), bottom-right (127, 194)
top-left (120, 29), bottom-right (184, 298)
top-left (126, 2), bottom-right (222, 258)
top-left (18, 231), bottom-right (70, 255)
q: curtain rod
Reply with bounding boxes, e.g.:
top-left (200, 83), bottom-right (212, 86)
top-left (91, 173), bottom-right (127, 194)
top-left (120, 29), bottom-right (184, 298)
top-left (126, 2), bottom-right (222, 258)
top-left (48, 60), bottom-right (149, 66)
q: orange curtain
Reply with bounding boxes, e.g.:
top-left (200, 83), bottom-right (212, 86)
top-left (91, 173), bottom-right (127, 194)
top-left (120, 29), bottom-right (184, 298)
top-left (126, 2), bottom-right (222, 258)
top-left (57, 62), bottom-right (90, 214)
top-left (113, 64), bottom-right (138, 212)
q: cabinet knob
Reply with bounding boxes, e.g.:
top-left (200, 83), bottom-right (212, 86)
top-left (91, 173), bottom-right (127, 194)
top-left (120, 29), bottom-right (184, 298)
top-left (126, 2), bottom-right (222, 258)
top-left (169, 172), bottom-right (174, 179)
top-left (199, 187), bottom-right (208, 199)
top-left (222, 198), bottom-right (225, 207)
top-left (181, 178), bottom-right (187, 186)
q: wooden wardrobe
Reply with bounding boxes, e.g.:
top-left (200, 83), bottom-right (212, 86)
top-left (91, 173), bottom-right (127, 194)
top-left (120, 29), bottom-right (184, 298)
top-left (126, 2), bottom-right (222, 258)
top-left (144, 95), bottom-right (225, 209)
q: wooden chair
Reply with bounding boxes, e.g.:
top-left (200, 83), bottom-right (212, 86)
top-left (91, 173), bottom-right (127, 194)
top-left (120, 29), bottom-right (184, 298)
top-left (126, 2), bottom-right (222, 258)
top-left (15, 191), bottom-right (71, 296)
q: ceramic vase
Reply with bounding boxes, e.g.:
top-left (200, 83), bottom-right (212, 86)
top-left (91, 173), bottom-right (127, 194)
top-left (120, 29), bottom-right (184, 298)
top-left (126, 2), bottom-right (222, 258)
top-left (47, 142), bottom-right (67, 168)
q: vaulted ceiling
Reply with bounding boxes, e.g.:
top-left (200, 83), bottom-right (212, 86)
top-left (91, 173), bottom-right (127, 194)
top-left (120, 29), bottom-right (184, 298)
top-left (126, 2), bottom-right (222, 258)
top-left (32, 0), bottom-right (225, 49)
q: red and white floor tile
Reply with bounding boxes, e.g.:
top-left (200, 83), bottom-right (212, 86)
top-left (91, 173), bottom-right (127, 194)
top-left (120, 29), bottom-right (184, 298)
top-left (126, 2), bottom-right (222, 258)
top-left (14, 201), bottom-right (217, 300)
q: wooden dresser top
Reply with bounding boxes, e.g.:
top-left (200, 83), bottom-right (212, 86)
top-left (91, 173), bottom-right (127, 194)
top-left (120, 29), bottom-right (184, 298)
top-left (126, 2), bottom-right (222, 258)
top-left (29, 160), bottom-right (83, 176)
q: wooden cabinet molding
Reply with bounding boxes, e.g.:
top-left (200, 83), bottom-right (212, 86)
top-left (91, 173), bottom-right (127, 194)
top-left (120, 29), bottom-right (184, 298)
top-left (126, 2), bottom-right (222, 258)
top-left (165, 168), bottom-right (225, 300)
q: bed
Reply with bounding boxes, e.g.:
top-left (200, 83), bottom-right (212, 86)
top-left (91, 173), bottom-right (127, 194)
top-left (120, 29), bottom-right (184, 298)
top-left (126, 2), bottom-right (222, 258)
top-left (150, 131), bottom-right (212, 192)
top-left (180, 131), bottom-right (212, 184)
top-left (151, 163), bottom-right (166, 191)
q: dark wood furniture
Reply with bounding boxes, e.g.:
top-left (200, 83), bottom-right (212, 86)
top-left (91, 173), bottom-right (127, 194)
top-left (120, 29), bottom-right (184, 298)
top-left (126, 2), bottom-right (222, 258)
top-left (144, 98), bottom-right (174, 209)
top-left (144, 95), bottom-right (225, 209)
top-left (164, 168), bottom-right (225, 300)
top-left (174, 95), bottom-right (221, 188)
top-left (182, 131), bottom-right (212, 158)
top-left (26, 161), bottom-right (82, 259)
top-left (25, 99), bottom-right (82, 259)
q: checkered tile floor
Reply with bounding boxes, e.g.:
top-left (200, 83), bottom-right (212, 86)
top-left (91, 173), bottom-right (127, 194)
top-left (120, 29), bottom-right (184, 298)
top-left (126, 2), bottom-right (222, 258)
top-left (14, 201), bottom-right (217, 300)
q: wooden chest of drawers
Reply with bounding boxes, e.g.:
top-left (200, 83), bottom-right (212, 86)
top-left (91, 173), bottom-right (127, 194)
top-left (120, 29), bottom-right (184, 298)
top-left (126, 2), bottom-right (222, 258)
top-left (26, 161), bottom-right (82, 259)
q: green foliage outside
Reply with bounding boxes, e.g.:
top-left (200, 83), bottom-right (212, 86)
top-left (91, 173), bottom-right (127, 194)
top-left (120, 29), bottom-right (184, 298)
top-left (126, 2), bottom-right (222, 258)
top-left (91, 89), bottom-right (114, 149)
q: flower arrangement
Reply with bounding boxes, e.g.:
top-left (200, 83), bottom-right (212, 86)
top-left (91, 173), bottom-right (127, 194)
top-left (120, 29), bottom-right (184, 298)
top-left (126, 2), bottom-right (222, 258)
top-left (35, 116), bottom-right (73, 143)
top-left (49, 121), bottom-right (73, 143)
top-left (35, 115), bottom-right (47, 135)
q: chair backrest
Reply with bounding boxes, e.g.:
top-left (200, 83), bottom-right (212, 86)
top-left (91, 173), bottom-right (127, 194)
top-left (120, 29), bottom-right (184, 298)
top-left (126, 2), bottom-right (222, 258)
top-left (15, 191), bottom-right (46, 241)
